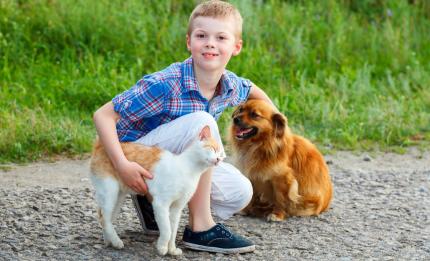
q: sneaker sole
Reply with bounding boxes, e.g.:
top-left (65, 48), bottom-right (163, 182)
top-left (131, 195), bottom-right (159, 236)
top-left (183, 242), bottom-right (255, 254)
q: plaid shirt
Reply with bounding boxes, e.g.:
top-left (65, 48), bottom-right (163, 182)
top-left (112, 57), bottom-right (252, 142)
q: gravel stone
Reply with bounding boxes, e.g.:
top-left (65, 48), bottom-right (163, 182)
top-left (363, 154), bottom-right (372, 161)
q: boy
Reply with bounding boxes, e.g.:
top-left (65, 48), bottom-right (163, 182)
top-left (93, 0), bottom-right (274, 254)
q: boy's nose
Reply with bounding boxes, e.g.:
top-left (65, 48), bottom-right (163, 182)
top-left (205, 37), bottom-right (215, 48)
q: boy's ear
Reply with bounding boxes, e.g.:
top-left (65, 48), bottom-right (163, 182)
top-left (186, 34), bottom-right (191, 51)
top-left (232, 39), bottom-right (242, 56)
top-left (199, 125), bottom-right (212, 140)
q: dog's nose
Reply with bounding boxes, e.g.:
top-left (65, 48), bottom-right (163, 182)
top-left (233, 117), bottom-right (241, 125)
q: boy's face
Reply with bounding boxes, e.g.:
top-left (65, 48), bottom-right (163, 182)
top-left (187, 16), bottom-right (242, 73)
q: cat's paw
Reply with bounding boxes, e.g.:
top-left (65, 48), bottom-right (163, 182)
top-left (110, 238), bottom-right (124, 249)
top-left (168, 247), bottom-right (183, 256)
top-left (156, 238), bottom-right (169, 255)
top-left (157, 245), bottom-right (168, 256)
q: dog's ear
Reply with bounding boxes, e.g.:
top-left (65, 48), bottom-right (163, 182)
top-left (271, 113), bottom-right (287, 138)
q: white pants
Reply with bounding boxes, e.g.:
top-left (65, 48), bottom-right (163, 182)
top-left (134, 111), bottom-right (253, 220)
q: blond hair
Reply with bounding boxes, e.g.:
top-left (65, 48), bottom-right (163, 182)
top-left (187, 1), bottom-right (243, 40)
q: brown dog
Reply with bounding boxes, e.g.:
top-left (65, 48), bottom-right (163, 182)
top-left (229, 99), bottom-right (333, 221)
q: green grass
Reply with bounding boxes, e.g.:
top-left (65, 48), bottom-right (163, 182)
top-left (1, 0), bottom-right (429, 163)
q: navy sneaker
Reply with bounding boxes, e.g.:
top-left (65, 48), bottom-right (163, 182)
top-left (131, 194), bottom-right (159, 235)
top-left (182, 223), bottom-right (255, 254)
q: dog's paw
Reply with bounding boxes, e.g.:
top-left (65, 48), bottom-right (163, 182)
top-left (168, 247), bottom-right (183, 256)
top-left (266, 213), bottom-right (285, 222)
top-left (236, 210), bottom-right (249, 216)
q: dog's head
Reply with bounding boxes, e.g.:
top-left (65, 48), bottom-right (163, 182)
top-left (230, 100), bottom-right (288, 143)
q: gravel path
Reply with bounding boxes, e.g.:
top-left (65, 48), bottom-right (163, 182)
top-left (1, 149), bottom-right (429, 260)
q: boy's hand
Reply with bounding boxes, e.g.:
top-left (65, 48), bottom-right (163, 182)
top-left (116, 160), bottom-right (153, 194)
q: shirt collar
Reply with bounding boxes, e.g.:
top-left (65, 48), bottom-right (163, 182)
top-left (181, 57), bottom-right (200, 92)
top-left (181, 57), bottom-right (234, 99)
top-left (219, 71), bottom-right (234, 99)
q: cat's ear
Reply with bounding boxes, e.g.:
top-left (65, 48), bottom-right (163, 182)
top-left (199, 125), bottom-right (212, 141)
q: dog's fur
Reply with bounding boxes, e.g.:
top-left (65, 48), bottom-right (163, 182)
top-left (229, 100), bottom-right (333, 221)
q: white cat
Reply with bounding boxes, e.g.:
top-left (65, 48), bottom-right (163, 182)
top-left (90, 125), bottom-right (224, 255)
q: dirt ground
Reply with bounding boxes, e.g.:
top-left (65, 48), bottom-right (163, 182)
top-left (1, 149), bottom-right (429, 260)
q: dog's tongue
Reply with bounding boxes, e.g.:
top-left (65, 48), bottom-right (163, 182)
top-left (236, 128), bottom-right (252, 136)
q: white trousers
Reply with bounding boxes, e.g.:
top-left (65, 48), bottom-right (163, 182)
top-left (134, 111), bottom-right (253, 220)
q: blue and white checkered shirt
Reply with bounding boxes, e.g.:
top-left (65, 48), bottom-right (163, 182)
top-left (112, 57), bottom-right (252, 142)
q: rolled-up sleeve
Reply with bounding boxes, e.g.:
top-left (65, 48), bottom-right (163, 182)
top-left (112, 77), bottom-right (166, 122)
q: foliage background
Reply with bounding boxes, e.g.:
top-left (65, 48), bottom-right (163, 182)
top-left (1, 0), bottom-right (429, 163)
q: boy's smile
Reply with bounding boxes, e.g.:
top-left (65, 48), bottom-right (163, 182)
top-left (187, 16), bottom-right (242, 73)
top-left (202, 52), bottom-right (219, 59)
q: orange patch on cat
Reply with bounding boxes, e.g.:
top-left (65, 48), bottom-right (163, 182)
top-left (90, 139), bottom-right (162, 182)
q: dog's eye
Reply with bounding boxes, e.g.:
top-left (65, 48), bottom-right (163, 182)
top-left (250, 112), bottom-right (260, 119)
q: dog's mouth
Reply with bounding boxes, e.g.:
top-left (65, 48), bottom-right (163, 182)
top-left (234, 126), bottom-right (258, 140)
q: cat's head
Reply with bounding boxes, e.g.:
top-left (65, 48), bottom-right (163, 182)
top-left (196, 125), bottom-right (225, 167)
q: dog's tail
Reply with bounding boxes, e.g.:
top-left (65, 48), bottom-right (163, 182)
top-left (293, 195), bottom-right (325, 216)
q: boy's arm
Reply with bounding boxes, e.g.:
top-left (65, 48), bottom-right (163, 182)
top-left (93, 101), bottom-right (152, 194)
top-left (248, 83), bottom-right (278, 111)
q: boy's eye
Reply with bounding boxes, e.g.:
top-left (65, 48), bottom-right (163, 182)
top-left (218, 36), bottom-right (226, 40)
top-left (196, 34), bottom-right (205, 38)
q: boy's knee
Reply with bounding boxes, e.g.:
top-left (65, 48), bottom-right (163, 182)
top-left (169, 111), bottom-right (221, 152)
top-left (188, 111), bottom-right (221, 142)
top-left (191, 111), bottom-right (218, 130)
